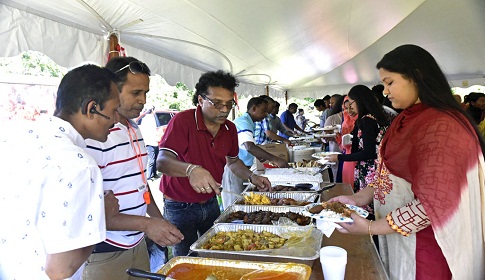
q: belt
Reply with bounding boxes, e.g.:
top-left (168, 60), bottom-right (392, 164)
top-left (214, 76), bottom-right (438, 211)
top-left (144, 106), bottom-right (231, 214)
top-left (93, 241), bottom-right (128, 253)
top-left (164, 195), bottom-right (214, 204)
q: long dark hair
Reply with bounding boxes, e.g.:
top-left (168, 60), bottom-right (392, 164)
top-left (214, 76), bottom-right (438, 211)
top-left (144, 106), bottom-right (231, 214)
top-left (348, 85), bottom-right (389, 128)
top-left (376, 44), bottom-right (485, 156)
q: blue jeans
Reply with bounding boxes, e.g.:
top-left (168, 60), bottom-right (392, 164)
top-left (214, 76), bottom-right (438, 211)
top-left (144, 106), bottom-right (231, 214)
top-left (146, 145), bottom-right (159, 179)
top-left (163, 196), bottom-right (220, 257)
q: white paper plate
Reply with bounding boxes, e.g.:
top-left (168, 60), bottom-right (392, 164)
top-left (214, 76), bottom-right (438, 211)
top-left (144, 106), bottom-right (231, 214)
top-left (318, 133), bottom-right (336, 138)
top-left (311, 152), bottom-right (341, 159)
top-left (301, 203), bottom-right (369, 223)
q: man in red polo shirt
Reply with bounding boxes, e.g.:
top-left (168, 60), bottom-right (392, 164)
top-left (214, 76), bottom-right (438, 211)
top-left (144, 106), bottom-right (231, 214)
top-left (156, 70), bottom-right (270, 257)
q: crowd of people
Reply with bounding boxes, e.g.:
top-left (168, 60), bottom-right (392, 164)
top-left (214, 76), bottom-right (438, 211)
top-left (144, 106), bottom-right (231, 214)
top-left (1, 44), bottom-right (484, 280)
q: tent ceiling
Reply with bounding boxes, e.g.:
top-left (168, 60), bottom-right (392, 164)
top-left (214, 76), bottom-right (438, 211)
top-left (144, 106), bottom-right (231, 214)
top-left (3, 0), bottom-right (485, 91)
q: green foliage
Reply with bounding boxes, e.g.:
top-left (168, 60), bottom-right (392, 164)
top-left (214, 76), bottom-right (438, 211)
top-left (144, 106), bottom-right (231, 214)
top-left (147, 74), bottom-right (195, 111)
top-left (0, 50), bottom-right (67, 77)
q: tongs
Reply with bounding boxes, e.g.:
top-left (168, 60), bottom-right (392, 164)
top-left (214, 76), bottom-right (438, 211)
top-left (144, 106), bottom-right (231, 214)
top-left (219, 187), bottom-right (245, 199)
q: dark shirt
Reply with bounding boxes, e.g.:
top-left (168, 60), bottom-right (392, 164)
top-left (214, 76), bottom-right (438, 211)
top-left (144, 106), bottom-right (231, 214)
top-left (338, 117), bottom-right (379, 162)
top-left (279, 110), bottom-right (296, 139)
top-left (159, 107), bottom-right (239, 203)
top-left (466, 105), bottom-right (483, 125)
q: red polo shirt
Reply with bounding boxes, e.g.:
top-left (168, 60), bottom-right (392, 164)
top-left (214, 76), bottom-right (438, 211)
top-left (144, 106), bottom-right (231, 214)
top-left (159, 106), bottom-right (239, 203)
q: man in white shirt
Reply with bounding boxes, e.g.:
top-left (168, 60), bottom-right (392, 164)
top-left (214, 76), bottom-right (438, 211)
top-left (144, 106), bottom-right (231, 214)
top-left (0, 64), bottom-right (120, 280)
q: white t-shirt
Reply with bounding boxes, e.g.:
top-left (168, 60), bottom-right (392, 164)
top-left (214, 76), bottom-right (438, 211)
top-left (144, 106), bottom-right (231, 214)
top-left (0, 116), bottom-right (106, 280)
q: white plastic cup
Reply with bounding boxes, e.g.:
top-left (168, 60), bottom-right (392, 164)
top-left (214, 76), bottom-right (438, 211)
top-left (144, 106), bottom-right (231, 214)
top-left (342, 134), bottom-right (353, 145)
top-left (320, 246), bottom-right (347, 280)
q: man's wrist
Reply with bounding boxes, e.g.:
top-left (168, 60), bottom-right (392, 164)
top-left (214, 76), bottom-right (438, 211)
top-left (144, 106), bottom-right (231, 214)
top-left (248, 172), bottom-right (256, 183)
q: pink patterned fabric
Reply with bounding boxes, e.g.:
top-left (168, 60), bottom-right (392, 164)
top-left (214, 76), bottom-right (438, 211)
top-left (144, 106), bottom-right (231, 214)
top-left (374, 102), bottom-right (485, 279)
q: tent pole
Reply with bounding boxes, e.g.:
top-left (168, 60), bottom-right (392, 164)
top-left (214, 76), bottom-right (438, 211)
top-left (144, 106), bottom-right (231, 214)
top-left (108, 33), bottom-right (120, 61)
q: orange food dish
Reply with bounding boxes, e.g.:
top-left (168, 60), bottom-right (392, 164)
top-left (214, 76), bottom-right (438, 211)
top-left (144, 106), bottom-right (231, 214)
top-left (166, 263), bottom-right (301, 280)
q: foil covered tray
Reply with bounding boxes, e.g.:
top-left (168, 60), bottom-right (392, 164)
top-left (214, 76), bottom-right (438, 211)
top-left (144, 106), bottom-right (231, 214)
top-left (157, 256), bottom-right (311, 280)
top-left (234, 191), bottom-right (319, 206)
top-left (243, 184), bottom-right (319, 193)
top-left (190, 223), bottom-right (323, 266)
top-left (214, 204), bottom-right (312, 226)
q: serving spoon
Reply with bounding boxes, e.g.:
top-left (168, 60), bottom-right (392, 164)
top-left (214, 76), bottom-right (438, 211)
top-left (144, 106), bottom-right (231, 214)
top-left (126, 268), bottom-right (218, 280)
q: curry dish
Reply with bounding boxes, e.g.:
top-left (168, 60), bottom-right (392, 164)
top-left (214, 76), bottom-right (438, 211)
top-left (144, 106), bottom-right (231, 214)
top-left (166, 263), bottom-right (302, 280)
top-left (201, 229), bottom-right (287, 251)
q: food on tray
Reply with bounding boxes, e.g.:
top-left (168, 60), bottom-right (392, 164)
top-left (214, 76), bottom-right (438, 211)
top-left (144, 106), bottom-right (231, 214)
top-left (226, 210), bottom-right (312, 225)
top-left (246, 185), bottom-right (313, 192)
top-left (310, 201), bottom-right (354, 218)
top-left (201, 229), bottom-right (287, 251)
top-left (288, 159), bottom-right (320, 168)
top-left (269, 198), bottom-right (312, 206)
top-left (272, 185), bottom-right (312, 191)
top-left (238, 194), bottom-right (312, 206)
top-left (243, 192), bottom-right (271, 205)
top-left (165, 263), bottom-right (302, 280)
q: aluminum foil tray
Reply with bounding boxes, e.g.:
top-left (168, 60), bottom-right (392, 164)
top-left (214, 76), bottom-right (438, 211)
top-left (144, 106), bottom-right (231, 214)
top-left (234, 191), bottom-right (319, 206)
top-left (190, 223), bottom-right (323, 266)
top-left (214, 204), bottom-right (312, 225)
top-left (243, 184), bottom-right (320, 193)
top-left (157, 256), bottom-right (311, 280)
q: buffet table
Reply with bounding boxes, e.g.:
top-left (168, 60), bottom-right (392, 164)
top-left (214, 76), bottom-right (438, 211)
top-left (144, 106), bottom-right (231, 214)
top-left (310, 183), bottom-right (388, 280)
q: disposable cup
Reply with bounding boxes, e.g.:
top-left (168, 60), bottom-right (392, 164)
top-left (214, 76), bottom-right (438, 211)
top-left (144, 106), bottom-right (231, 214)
top-left (320, 246), bottom-right (347, 280)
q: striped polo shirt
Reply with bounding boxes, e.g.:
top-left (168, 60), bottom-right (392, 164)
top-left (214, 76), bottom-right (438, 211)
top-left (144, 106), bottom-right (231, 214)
top-left (85, 119), bottom-right (148, 249)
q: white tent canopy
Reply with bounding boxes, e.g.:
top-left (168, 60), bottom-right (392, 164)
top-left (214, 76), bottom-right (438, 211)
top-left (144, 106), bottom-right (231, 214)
top-left (1, 0), bottom-right (485, 99)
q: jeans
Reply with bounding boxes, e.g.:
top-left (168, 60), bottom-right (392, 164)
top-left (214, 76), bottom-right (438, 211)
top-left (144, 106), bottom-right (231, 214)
top-left (146, 237), bottom-right (168, 272)
top-left (163, 196), bottom-right (220, 257)
top-left (146, 145), bottom-right (159, 179)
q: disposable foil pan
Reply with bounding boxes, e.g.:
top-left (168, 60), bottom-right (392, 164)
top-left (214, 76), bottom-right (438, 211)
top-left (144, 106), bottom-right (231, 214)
top-left (157, 256), bottom-right (311, 280)
top-left (234, 191), bottom-right (319, 206)
top-left (243, 184), bottom-right (320, 193)
top-left (214, 204), bottom-right (312, 225)
top-left (190, 223), bottom-right (323, 266)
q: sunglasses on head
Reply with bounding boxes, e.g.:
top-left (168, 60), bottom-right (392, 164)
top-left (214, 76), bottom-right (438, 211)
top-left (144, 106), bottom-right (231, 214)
top-left (115, 61), bottom-right (151, 75)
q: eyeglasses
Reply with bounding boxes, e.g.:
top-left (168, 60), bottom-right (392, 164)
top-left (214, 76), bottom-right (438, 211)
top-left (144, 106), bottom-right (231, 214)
top-left (201, 94), bottom-right (236, 110)
top-left (115, 61), bottom-right (151, 75)
top-left (348, 100), bottom-right (356, 107)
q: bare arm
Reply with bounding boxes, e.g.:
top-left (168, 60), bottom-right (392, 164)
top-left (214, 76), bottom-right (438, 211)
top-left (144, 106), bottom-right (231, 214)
top-left (45, 246), bottom-right (94, 280)
top-left (327, 185), bottom-right (374, 207)
top-left (243, 142), bottom-right (289, 168)
top-left (265, 130), bottom-right (291, 144)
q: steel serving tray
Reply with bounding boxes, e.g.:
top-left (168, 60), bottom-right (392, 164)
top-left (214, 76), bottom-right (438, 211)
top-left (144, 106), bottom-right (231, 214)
top-left (189, 223), bottom-right (323, 266)
top-left (215, 204), bottom-right (311, 225)
top-left (234, 191), bottom-right (319, 206)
